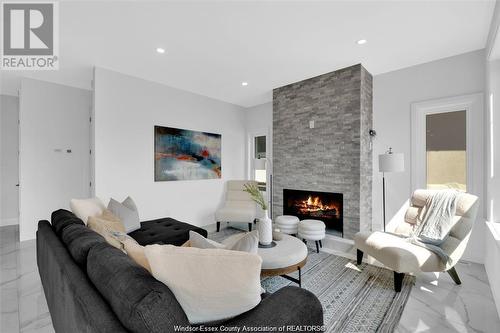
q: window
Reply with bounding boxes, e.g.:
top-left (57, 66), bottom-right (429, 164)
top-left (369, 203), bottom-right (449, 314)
top-left (253, 136), bottom-right (266, 188)
top-left (426, 111), bottom-right (467, 191)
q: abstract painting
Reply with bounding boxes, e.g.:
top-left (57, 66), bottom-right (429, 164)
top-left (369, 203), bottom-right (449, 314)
top-left (154, 126), bottom-right (221, 181)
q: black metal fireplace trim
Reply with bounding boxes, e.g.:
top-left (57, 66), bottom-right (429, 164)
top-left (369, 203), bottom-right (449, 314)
top-left (283, 188), bottom-right (343, 237)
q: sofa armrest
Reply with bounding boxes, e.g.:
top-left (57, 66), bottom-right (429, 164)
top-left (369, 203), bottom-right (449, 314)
top-left (224, 286), bottom-right (323, 328)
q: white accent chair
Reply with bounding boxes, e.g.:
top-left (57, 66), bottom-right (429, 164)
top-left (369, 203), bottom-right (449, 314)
top-left (354, 189), bottom-right (479, 292)
top-left (275, 215), bottom-right (300, 235)
top-left (298, 219), bottom-right (326, 253)
top-left (215, 180), bottom-right (258, 232)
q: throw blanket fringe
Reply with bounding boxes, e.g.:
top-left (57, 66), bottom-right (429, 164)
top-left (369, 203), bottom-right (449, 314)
top-left (407, 190), bottom-right (460, 264)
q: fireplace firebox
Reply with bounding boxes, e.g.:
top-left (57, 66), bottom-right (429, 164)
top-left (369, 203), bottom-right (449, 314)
top-left (283, 189), bottom-right (343, 236)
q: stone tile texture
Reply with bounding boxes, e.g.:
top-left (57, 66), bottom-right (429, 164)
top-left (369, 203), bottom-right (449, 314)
top-left (272, 64), bottom-right (373, 239)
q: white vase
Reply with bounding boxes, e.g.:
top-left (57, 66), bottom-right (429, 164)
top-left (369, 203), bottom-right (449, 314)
top-left (258, 210), bottom-right (273, 245)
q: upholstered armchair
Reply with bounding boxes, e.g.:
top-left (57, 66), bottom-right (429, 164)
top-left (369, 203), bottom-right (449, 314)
top-left (354, 189), bottom-right (479, 292)
top-left (215, 180), bottom-right (258, 232)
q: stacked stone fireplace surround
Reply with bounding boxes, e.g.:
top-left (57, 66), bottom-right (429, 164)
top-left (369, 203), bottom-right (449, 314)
top-left (272, 64), bottom-right (373, 240)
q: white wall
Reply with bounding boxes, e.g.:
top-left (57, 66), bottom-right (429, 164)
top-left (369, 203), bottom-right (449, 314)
top-left (485, 0), bottom-right (500, 319)
top-left (0, 95), bottom-right (19, 225)
top-left (486, 59), bottom-right (500, 224)
top-left (373, 49), bottom-right (486, 263)
top-left (93, 67), bottom-right (246, 227)
top-left (19, 79), bottom-right (91, 241)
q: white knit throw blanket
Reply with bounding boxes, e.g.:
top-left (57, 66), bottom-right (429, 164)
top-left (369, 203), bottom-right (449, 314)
top-left (408, 190), bottom-right (460, 264)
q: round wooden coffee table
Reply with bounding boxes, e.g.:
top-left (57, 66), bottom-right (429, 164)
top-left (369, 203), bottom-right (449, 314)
top-left (223, 233), bottom-right (308, 287)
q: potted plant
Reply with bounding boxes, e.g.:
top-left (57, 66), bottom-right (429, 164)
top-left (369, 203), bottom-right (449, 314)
top-left (243, 183), bottom-right (272, 246)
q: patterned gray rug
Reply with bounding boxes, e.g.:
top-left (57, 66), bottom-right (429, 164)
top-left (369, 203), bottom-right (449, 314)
top-left (211, 228), bottom-right (414, 333)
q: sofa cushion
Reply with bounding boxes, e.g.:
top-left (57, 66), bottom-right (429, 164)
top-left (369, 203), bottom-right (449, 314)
top-left (145, 244), bottom-right (262, 324)
top-left (61, 223), bottom-right (106, 268)
top-left (129, 217), bottom-right (207, 246)
top-left (88, 210), bottom-right (126, 250)
top-left (122, 236), bottom-right (152, 273)
top-left (70, 198), bottom-right (106, 225)
top-left (87, 243), bottom-right (189, 333)
top-left (51, 209), bottom-right (85, 236)
top-left (189, 230), bottom-right (259, 254)
top-left (108, 197), bottom-right (141, 233)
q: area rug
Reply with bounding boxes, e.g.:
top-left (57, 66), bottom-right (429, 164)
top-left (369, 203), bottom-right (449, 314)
top-left (210, 229), bottom-right (414, 333)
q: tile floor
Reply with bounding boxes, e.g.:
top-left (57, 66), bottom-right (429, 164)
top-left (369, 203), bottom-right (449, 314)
top-left (1, 225), bottom-right (499, 332)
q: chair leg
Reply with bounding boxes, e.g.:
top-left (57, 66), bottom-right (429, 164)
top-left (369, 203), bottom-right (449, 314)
top-left (394, 272), bottom-right (404, 292)
top-left (216, 222), bottom-right (220, 232)
top-left (315, 241), bottom-right (320, 253)
top-left (356, 249), bottom-right (363, 265)
top-left (447, 266), bottom-right (462, 285)
top-left (248, 223), bottom-right (252, 232)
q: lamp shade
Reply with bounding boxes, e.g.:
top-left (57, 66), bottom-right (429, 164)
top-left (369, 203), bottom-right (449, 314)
top-left (379, 153), bottom-right (404, 173)
top-left (254, 158), bottom-right (266, 170)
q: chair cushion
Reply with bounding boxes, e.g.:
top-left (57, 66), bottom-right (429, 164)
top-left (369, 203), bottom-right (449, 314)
top-left (51, 209), bottom-right (85, 236)
top-left (87, 243), bottom-right (189, 332)
top-left (215, 205), bottom-right (256, 222)
top-left (128, 217), bottom-right (207, 246)
top-left (354, 231), bottom-right (448, 273)
top-left (60, 223), bottom-right (107, 268)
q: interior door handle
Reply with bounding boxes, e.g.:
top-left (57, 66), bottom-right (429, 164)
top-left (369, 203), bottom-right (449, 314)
top-left (15, 184), bottom-right (19, 187)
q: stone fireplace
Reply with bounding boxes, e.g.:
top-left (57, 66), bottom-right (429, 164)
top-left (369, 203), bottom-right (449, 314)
top-left (272, 64), bottom-right (373, 239)
top-left (283, 189), bottom-right (343, 236)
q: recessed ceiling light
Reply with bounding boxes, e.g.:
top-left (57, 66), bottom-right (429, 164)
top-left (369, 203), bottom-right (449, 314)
top-left (241, 82), bottom-right (248, 86)
top-left (156, 47), bottom-right (166, 54)
top-left (356, 39), bottom-right (367, 45)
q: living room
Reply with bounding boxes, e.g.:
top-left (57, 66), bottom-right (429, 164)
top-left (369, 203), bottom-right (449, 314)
top-left (1, 1), bottom-right (500, 332)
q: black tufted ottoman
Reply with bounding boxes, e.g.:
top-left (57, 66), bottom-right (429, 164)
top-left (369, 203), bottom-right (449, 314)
top-left (128, 217), bottom-right (208, 246)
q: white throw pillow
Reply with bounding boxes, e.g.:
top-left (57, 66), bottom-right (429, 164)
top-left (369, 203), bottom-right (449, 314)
top-left (145, 245), bottom-right (262, 324)
top-left (188, 230), bottom-right (258, 253)
top-left (70, 198), bottom-right (106, 225)
top-left (108, 197), bottom-right (141, 233)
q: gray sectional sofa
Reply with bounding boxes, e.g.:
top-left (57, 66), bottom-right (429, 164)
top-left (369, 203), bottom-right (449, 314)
top-left (37, 209), bottom-right (323, 332)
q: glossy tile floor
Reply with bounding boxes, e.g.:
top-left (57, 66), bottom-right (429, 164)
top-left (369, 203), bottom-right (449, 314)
top-left (1, 225), bottom-right (499, 332)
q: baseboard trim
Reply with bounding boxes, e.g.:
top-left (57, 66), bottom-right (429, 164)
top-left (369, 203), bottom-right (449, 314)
top-left (0, 218), bottom-right (18, 227)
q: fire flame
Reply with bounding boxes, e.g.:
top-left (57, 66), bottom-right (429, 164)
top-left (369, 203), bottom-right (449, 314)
top-left (297, 195), bottom-right (339, 217)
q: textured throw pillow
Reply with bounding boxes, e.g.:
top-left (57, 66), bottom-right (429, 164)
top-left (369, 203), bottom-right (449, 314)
top-left (122, 236), bottom-right (152, 273)
top-left (70, 198), bottom-right (106, 225)
top-left (87, 210), bottom-right (126, 250)
top-left (188, 230), bottom-right (259, 254)
top-left (189, 231), bottom-right (225, 249)
top-left (145, 245), bottom-right (262, 324)
top-left (108, 197), bottom-right (141, 232)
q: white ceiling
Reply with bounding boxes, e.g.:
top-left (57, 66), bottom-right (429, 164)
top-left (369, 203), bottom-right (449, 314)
top-left (0, 0), bottom-right (495, 107)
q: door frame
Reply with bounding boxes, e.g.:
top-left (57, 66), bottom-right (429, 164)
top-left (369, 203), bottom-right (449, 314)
top-left (411, 93), bottom-right (484, 201)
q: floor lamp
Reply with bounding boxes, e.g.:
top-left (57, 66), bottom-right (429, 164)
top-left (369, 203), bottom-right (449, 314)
top-left (378, 148), bottom-right (404, 231)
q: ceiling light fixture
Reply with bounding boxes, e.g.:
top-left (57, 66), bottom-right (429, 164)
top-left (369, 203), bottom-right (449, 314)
top-left (241, 82), bottom-right (248, 86)
top-left (356, 39), bottom-right (367, 45)
top-left (156, 47), bottom-right (166, 54)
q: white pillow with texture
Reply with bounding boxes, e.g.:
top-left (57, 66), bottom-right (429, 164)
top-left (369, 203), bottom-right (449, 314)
top-left (145, 245), bottom-right (262, 324)
top-left (188, 230), bottom-right (258, 253)
top-left (108, 197), bottom-right (141, 233)
top-left (70, 198), bottom-right (106, 225)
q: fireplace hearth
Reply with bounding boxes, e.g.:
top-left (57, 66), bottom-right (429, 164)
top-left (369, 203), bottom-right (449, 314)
top-left (283, 189), bottom-right (343, 236)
